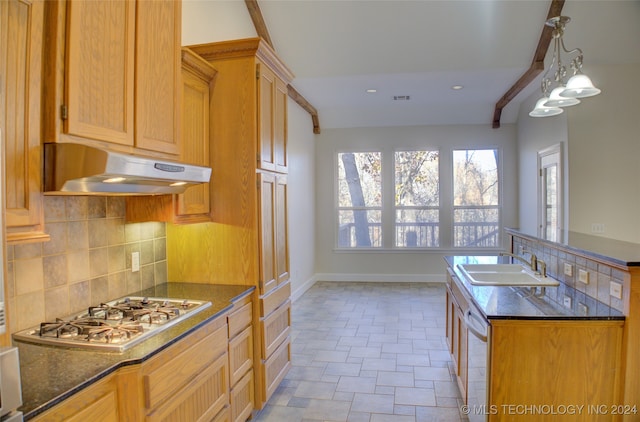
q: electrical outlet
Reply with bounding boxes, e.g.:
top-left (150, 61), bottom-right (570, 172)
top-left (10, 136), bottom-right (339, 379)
top-left (591, 223), bottom-right (605, 233)
top-left (132, 252), bottom-right (140, 272)
top-left (577, 302), bottom-right (589, 316)
top-left (578, 269), bottom-right (589, 284)
top-left (563, 295), bottom-right (572, 309)
top-left (564, 263), bottom-right (573, 277)
top-left (610, 281), bottom-right (623, 300)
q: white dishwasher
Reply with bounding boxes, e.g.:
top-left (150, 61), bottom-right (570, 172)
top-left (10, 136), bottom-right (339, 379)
top-left (465, 302), bottom-right (489, 422)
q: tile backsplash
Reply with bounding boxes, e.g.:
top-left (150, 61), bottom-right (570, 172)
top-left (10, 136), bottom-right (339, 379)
top-left (6, 196), bottom-right (167, 333)
top-left (510, 234), bottom-right (630, 314)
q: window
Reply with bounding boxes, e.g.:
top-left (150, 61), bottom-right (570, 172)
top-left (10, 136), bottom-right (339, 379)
top-left (395, 151), bottom-right (439, 247)
top-left (336, 147), bottom-right (501, 250)
top-left (337, 152), bottom-right (382, 248)
top-left (453, 149), bottom-right (500, 247)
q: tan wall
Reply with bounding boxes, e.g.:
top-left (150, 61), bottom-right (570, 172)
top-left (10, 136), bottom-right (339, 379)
top-left (7, 196), bottom-right (168, 333)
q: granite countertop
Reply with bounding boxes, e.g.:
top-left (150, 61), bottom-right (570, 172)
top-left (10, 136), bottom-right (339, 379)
top-left (445, 256), bottom-right (625, 321)
top-left (14, 282), bottom-right (255, 420)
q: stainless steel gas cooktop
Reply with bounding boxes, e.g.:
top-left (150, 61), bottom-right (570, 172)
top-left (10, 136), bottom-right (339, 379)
top-left (12, 296), bottom-right (212, 352)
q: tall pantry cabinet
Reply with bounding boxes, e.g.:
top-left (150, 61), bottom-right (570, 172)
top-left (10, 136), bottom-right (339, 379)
top-left (186, 38), bottom-right (294, 409)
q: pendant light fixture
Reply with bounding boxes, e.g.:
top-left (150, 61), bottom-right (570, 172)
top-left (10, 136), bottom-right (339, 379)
top-left (529, 16), bottom-right (601, 118)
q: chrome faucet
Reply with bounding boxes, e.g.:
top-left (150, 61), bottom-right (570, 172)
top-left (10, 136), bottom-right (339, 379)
top-left (500, 250), bottom-right (545, 276)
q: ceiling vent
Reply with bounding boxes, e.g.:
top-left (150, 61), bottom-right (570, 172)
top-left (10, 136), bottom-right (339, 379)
top-left (392, 95), bottom-right (411, 101)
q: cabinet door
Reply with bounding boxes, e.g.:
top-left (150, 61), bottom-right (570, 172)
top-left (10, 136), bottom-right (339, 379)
top-left (1, 0), bottom-right (48, 244)
top-left (176, 50), bottom-right (215, 220)
top-left (30, 373), bottom-right (120, 422)
top-left (65, 0), bottom-right (135, 146)
top-left (258, 172), bottom-right (277, 294)
top-left (273, 77), bottom-right (288, 173)
top-left (134, 0), bottom-right (181, 155)
top-left (275, 175), bottom-right (289, 285)
top-left (257, 63), bottom-right (275, 172)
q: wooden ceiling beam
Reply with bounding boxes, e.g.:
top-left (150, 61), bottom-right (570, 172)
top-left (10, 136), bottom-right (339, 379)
top-left (288, 85), bottom-right (321, 134)
top-left (245, 0), bottom-right (321, 134)
top-left (245, 0), bottom-right (273, 48)
top-left (492, 0), bottom-right (565, 128)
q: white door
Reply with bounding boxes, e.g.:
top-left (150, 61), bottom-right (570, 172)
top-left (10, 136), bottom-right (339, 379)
top-left (538, 144), bottom-right (563, 242)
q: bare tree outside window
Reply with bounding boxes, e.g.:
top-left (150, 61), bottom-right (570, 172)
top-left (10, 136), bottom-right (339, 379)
top-left (337, 152), bottom-right (382, 247)
top-left (395, 151), bottom-right (439, 247)
top-left (453, 149), bottom-right (500, 247)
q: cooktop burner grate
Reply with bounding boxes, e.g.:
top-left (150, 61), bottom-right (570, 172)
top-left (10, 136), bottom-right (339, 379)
top-left (13, 296), bottom-right (212, 352)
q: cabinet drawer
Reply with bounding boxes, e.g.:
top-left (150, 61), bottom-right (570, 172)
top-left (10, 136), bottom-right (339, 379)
top-left (229, 325), bottom-right (253, 386)
top-left (230, 369), bottom-right (254, 422)
top-left (142, 318), bottom-right (228, 409)
top-left (261, 300), bottom-right (291, 358)
top-left (260, 281), bottom-right (290, 317)
top-left (261, 336), bottom-right (291, 403)
top-left (147, 351), bottom-right (229, 422)
top-left (228, 301), bottom-right (252, 339)
top-left (212, 405), bottom-right (231, 422)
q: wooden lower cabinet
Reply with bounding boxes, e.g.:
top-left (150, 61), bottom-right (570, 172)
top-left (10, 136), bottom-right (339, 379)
top-left (141, 318), bottom-right (228, 418)
top-left (228, 295), bottom-right (255, 422)
top-left (30, 373), bottom-right (121, 422)
top-left (446, 270), bottom-right (625, 421)
top-left (255, 281), bottom-right (292, 408)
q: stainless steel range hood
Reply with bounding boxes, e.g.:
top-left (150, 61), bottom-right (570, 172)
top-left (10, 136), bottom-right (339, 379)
top-left (44, 143), bottom-right (211, 195)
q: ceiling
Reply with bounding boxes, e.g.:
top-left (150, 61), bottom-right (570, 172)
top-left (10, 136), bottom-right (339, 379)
top-left (252, 0), bottom-right (640, 130)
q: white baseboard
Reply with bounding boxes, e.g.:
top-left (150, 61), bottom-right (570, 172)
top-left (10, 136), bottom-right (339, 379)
top-left (290, 273), bottom-right (445, 303)
top-left (314, 273), bottom-right (445, 283)
top-left (290, 274), bottom-right (319, 302)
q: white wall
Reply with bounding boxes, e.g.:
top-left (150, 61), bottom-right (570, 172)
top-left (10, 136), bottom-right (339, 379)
top-left (181, 1), bottom-right (318, 299)
top-left (517, 63), bottom-right (640, 243)
top-left (516, 91), bottom-right (568, 238)
top-left (567, 64), bottom-right (640, 243)
top-left (315, 124), bottom-right (518, 282)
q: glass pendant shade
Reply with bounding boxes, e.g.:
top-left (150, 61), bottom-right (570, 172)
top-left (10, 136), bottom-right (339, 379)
top-left (529, 97), bottom-right (564, 117)
top-left (560, 74), bottom-right (601, 98)
top-left (544, 86), bottom-right (581, 107)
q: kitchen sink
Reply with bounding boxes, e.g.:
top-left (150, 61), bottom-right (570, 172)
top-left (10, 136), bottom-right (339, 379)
top-left (457, 263), bottom-right (560, 287)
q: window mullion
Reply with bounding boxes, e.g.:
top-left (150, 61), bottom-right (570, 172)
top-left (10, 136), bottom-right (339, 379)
top-left (382, 148), bottom-right (395, 248)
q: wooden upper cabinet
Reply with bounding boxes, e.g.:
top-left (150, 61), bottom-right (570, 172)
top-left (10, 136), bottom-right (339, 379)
top-left (126, 48), bottom-right (216, 224)
top-left (257, 61), bottom-right (288, 173)
top-left (176, 49), bottom-right (216, 220)
top-left (1, 0), bottom-right (49, 244)
top-left (43, 0), bottom-right (181, 158)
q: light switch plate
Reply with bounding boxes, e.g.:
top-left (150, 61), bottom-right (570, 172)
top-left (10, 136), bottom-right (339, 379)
top-left (563, 295), bottom-right (572, 309)
top-left (578, 269), bottom-right (589, 284)
top-left (610, 281), bottom-right (623, 299)
top-left (564, 263), bottom-right (573, 276)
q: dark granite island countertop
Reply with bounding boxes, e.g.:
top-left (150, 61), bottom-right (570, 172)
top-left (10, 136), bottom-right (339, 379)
top-left (445, 255), bottom-right (624, 321)
top-left (15, 283), bottom-right (255, 420)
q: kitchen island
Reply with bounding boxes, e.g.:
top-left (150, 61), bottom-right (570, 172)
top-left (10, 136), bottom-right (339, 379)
top-left (14, 283), bottom-right (254, 420)
top-left (445, 255), bottom-right (627, 421)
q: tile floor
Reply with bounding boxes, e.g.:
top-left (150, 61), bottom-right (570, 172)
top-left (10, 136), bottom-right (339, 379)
top-left (253, 281), bottom-right (467, 422)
